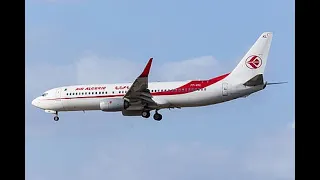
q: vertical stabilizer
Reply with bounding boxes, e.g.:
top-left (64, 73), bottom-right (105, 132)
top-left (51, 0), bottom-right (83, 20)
top-left (229, 32), bottom-right (273, 83)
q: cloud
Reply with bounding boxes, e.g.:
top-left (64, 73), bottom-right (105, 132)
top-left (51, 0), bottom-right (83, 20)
top-left (75, 54), bottom-right (223, 84)
top-left (25, 63), bottom-right (76, 98)
top-left (153, 56), bottom-right (223, 81)
top-left (75, 54), bottom-right (141, 84)
top-left (26, 53), bottom-right (222, 97)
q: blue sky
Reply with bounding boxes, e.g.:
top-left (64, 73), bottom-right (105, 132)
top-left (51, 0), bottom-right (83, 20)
top-left (26, 0), bottom-right (295, 180)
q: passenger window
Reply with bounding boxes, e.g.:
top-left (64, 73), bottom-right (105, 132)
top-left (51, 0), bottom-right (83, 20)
top-left (99, 92), bottom-right (101, 94)
top-left (106, 91), bottom-right (108, 94)
top-left (95, 92), bottom-right (97, 94)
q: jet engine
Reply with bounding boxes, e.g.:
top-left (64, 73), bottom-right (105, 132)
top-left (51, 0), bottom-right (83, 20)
top-left (100, 98), bottom-right (130, 112)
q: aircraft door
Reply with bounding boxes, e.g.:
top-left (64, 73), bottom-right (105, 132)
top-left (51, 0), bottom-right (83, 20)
top-left (55, 88), bottom-right (64, 109)
top-left (55, 88), bottom-right (61, 100)
top-left (222, 83), bottom-right (228, 96)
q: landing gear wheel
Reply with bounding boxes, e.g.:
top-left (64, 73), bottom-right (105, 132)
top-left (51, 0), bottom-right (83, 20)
top-left (153, 113), bottom-right (162, 121)
top-left (54, 116), bottom-right (59, 121)
top-left (141, 111), bottom-right (150, 118)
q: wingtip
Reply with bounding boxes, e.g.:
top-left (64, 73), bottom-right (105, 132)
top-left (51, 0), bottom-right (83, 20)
top-left (148, 57), bottom-right (153, 63)
top-left (139, 57), bottom-right (153, 77)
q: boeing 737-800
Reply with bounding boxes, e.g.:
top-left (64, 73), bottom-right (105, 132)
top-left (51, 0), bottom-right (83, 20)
top-left (31, 32), bottom-right (286, 121)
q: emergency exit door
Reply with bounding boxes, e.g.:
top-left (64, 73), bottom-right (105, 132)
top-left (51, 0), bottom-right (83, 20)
top-left (222, 83), bottom-right (228, 96)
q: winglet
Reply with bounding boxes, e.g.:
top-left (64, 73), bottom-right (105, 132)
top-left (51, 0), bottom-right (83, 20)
top-left (139, 58), bottom-right (153, 77)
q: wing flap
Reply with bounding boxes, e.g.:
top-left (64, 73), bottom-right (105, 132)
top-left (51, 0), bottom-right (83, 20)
top-left (139, 95), bottom-right (155, 104)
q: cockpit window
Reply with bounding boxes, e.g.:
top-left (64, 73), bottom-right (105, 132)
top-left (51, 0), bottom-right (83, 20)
top-left (41, 93), bottom-right (48, 97)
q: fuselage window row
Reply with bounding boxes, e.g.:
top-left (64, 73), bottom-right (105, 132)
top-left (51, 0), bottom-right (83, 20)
top-left (65, 88), bottom-right (206, 96)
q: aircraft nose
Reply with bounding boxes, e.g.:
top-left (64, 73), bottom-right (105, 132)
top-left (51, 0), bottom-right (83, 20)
top-left (32, 98), bottom-right (39, 108)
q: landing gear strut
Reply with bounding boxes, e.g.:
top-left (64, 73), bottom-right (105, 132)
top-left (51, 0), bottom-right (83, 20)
top-left (153, 110), bottom-right (162, 121)
top-left (141, 111), bottom-right (150, 118)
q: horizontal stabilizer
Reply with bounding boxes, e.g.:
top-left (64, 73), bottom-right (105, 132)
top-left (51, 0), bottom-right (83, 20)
top-left (263, 81), bottom-right (288, 89)
top-left (266, 82), bottom-right (288, 85)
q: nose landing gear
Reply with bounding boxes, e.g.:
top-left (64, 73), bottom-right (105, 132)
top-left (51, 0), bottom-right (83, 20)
top-left (54, 116), bottom-right (59, 121)
top-left (53, 111), bottom-right (59, 121)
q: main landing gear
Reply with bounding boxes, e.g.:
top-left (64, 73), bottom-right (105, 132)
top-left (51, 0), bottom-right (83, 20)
top-left (153, 111), bottom-right (162, 121)
top-left (141, 110), bottom-right (162, 121)
top-left (141, 111), bottom-right (151, 118)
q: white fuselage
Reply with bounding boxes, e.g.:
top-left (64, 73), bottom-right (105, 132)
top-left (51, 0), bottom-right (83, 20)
top-left (31, 73), bottom-right (264, 113)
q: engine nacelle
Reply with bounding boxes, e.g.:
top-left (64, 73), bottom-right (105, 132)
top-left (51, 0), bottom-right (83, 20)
top-left (100, 98), bottom-right (130, 112)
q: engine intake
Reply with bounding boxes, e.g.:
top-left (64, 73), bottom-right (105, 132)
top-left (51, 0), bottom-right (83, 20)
top-left (100, 98), bottom-right (130, 112)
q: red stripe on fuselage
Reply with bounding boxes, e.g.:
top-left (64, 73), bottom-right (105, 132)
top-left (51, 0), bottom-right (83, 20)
top-left (151, 73), bottom-right (229, 96)
top-left (43, 73), bottom-right (230, 101)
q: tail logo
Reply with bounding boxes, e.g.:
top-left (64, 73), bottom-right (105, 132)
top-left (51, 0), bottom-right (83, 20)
top-left (245, 55), bottom-right (262, 69)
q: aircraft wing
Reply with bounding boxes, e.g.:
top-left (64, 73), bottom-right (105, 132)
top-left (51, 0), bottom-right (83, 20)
top-left (123, 58), bottom-right (156, 106)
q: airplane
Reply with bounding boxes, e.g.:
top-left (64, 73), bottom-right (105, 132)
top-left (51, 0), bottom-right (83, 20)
top-left (31, 32), bottom-right (286, 121)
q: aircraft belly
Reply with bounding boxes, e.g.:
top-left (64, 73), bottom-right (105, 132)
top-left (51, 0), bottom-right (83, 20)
top-left (61, 98), bottom-right (100, 111)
